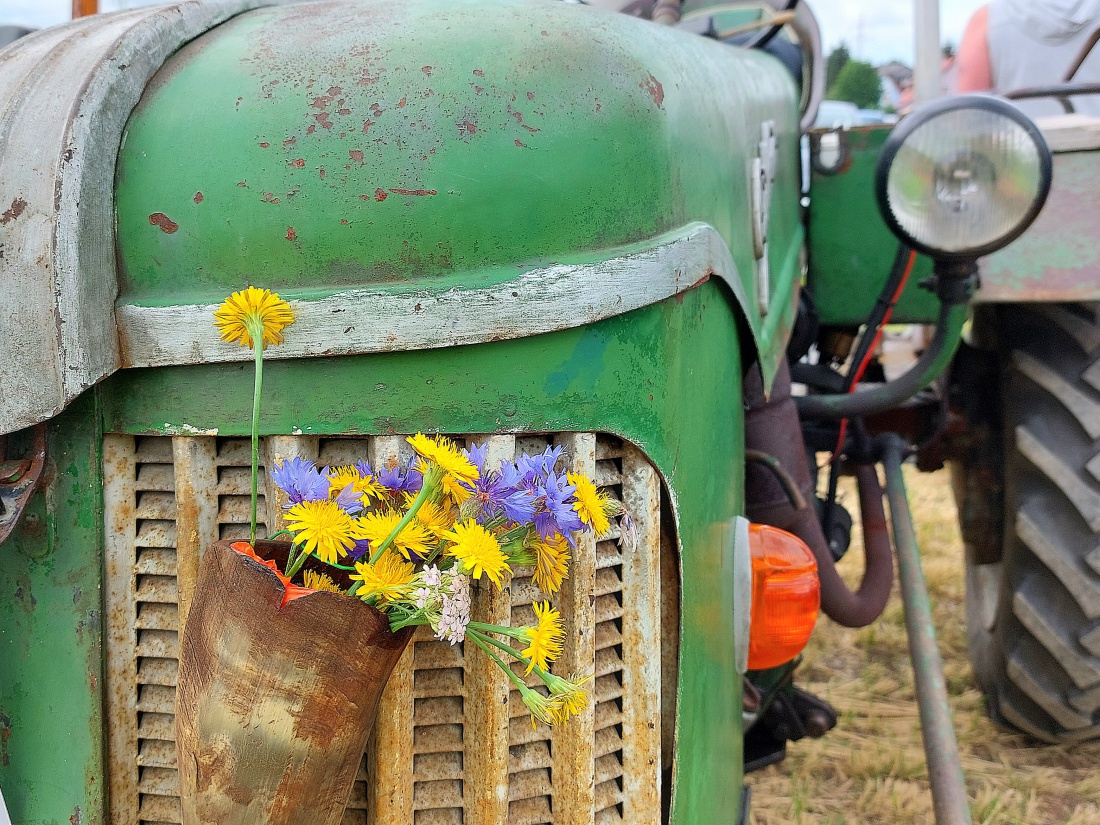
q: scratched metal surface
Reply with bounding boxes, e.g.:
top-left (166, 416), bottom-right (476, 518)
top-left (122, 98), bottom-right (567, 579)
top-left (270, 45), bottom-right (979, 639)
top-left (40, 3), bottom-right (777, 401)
top-left (114, 0), bottom-right (804, 394)
top-left (0, 1), bottom-right (287, 437)
top-left (979, 150), bottom-right (1100, 303)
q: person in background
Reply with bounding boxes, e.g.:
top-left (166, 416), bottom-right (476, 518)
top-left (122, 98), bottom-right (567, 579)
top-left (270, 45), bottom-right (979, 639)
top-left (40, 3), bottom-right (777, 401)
top-left (957, 0), bottom-right (1100, 117)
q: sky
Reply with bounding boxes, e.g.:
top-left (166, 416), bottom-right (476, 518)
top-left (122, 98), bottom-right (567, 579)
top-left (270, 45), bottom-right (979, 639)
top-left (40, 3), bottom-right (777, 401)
top-left (1, 0), bottom-right (985, 67)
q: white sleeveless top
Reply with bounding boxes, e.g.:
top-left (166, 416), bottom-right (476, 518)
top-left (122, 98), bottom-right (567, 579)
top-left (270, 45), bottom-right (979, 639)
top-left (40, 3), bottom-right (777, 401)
top-left (988, 0), bottom-right (1100, 116)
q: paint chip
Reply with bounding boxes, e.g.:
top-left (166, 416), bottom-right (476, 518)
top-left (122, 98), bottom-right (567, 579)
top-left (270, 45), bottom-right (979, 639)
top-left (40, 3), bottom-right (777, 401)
top-left (148, 212), bottom-right (178, 233)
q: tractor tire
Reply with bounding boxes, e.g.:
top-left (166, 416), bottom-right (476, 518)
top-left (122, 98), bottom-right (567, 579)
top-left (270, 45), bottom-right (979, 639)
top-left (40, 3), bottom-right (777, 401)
top-left (957, 302), bottom-right (1100, 743)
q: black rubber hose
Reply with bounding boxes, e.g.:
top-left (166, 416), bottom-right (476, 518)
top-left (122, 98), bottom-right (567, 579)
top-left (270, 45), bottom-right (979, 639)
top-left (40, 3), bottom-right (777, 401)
top-left (794, 301), bottom-right (967, 421)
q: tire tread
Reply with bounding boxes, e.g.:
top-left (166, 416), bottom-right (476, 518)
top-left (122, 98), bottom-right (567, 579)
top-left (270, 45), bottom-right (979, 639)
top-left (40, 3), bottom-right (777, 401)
top-left (964, 302), bottom-right (1100, 742)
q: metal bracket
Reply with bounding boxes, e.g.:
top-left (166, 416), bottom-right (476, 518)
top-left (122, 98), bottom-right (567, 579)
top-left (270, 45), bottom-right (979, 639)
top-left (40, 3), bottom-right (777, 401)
top-left (0, 424), bottom-right (47, 546)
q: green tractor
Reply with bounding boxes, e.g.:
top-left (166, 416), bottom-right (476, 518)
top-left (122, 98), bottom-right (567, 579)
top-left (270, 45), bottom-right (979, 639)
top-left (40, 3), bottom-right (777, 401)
top-left (0, 0), bottom-right (1085, 823)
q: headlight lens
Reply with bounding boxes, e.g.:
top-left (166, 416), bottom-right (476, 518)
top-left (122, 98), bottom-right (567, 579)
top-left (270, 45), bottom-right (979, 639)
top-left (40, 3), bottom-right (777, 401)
top-left (876, 96), bottom-right (1052, 260)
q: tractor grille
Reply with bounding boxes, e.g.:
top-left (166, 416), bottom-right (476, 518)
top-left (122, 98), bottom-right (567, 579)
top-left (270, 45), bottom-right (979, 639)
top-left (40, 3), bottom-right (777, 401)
top-left (103, 432), bottom-right (669, 825)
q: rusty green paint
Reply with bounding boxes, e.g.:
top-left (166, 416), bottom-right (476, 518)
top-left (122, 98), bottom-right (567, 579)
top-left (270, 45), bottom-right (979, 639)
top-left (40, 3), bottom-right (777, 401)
top-left (0, 393), bottom-right (105, 823)
top-left (101, 285), bottom-right (747, 822)
top-left (979, 150), bottom-right (1100, 302)
top-left (808, 126), bottom-right (1100, 316)
top-left (114, 0), bottom-right (802, 385)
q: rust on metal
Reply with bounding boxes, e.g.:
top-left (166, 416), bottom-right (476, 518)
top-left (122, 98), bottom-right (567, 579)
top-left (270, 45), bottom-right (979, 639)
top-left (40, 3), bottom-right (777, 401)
top-left (192, 191), bottom-right (203, 203)
top-left (102, 432), bottom-right (668, 821)
top-left (981, 151), bottom-right (1100, 303)
top-left (620, 443), bottom-right (663, 820)
top-left (102, 434), bottom-right (140, 824)
top-left (171, 437), bottom-right (218, 637)
top-left (745, 361), bottom-right (894, 627)
top-left (147, 212), bottom-right (178, 233)
top-left (0, 423), bottom-right (47, 546)
top-left (175, 540), bottom-right (413, 824)
top-left (0, 197), bottom-right (26, 225)
top-left (552, 432), bottom-right (598, 824)
top-left (388, 187), bottom-right (436, 196)
top-left (641, 73), bottom-right (665, 108)
top-left (286, 226), bottom-right (297, 241)
top-left (466, 435), bottom-right (515, 825)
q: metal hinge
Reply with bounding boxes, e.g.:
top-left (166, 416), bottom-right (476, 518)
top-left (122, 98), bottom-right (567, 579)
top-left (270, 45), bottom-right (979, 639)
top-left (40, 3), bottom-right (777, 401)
top-left (0, 423), bottom-right (47, 546)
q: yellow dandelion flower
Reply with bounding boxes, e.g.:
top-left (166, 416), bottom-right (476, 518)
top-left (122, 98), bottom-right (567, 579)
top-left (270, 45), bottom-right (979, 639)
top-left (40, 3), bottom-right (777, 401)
top-left (284, 499), bottom-right (359, 565)
top-left (213, 286), bottom-right (295, 350)
top-left (409, 433), bottom-right (477, 503)
top-left (544, 672), bottom-right (590, 724)
top-left (301, 569), bottom-right (343, 594)
top-left (520, 685), bottom-right (563, 728)
top-left (443, 519), bottom-right (509, 587)
top-left (532, 532), bottom-right (571, 595)
top-left (521, 601), bottom-right (564, 675)
top-left (442, 473), bottom-right (473, 506)
top-left (567, 471), bottom-right (612, 536)
top-left (355, 473), bottom-right (387, 502)
top-left (358, 510), bottom-right (432, 560)
top-left (327, 466), bottom-right (361, 496)
top-left (410, 496), bottom-right (456, 538)
top-left (351, 551), bottom-right (416, 606)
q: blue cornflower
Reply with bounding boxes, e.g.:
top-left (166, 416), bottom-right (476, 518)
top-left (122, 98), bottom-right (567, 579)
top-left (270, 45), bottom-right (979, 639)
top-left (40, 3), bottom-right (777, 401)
top-left (468, 466), bottom-right (537, 525)
top-left (348, 537), bottom-right (372, 561)
top-left (376, 463), bottom-right (423, 496)
top-left (270, 457), bottom-right (329, 506)
top-left (516, 445), bottom-right (564, 482)
top-left (533, 470), bottom-right (583, 543)
top-left (465, 443), bottom-right (489, 474)
top-left (333, 481), bottom-right (365, 515)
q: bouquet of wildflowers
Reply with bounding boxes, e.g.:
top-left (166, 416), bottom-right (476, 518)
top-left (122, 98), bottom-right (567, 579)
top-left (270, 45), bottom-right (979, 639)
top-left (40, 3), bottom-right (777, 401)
top-left (269, 434), bottom-right (627, 725)
top-left (213, 285), bottom-right (630, 726)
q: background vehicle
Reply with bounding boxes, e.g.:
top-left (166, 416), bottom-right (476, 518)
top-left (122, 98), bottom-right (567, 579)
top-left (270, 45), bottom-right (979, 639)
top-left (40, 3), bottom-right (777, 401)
top-left (814, 99), bottom-right (860, 128)
top-left (0, 0), bottom-right (1085, 823)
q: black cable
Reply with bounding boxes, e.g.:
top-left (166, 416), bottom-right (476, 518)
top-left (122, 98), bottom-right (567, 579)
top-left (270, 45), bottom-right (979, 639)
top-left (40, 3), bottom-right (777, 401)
top-left (820, 242), bottom-right (910, 540)
top-left (845, 242), bottom-right (912, 392)
top-left (745, 0), bottom-right (798, 50)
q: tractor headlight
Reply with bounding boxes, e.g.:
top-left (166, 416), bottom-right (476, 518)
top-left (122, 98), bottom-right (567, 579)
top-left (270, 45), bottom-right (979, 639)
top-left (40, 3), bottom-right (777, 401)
top-left (875, 95), bottom-right (1052, 261)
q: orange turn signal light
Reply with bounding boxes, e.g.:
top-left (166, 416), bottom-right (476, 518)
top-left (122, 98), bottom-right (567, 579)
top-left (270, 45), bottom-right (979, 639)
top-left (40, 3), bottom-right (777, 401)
top-left (747, 523), bottom-right (820, 670)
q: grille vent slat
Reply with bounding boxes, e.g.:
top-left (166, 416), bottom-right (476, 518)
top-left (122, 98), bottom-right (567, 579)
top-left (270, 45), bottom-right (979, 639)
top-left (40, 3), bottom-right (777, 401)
top-left (105, 432), bottom-right (665, 824)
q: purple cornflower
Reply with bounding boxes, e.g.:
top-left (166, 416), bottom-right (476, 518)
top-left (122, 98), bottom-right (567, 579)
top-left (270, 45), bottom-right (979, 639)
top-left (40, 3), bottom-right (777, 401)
top-left (348, 537), bottom-right (372, 561)
top-left (333, 482), bottom-right (365, 515)
top-left (465, 443), bottom-right (489, 474)
top-left (376, 463), bottom-right (423, 496)
top-left (516, 445), bottom-right (564, 482)
top-left (466, 462), bottom-right (537, 525)
top-left (533, 470), bottom-right (584, 542)
top-left (270, 457), bottom-right (329, 506)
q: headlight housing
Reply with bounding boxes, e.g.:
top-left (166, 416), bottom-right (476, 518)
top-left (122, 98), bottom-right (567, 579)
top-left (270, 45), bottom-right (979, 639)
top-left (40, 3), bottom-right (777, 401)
top-left (875, 95), bottom-right (1052, 261)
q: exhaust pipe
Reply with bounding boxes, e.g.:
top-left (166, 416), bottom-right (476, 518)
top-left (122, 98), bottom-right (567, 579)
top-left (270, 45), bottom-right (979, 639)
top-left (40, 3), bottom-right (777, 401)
top-left (744, 361), bottom-right (893, 628)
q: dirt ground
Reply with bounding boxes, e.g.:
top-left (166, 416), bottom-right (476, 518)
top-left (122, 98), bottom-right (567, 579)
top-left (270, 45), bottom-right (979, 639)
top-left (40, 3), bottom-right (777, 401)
top-left (746, 466), bottom-right (1100, 825)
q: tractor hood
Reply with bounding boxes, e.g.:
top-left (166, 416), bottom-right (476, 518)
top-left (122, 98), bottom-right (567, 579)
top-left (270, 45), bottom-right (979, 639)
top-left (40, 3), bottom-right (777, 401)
top-left (0, 0), bottom-right (801, 435)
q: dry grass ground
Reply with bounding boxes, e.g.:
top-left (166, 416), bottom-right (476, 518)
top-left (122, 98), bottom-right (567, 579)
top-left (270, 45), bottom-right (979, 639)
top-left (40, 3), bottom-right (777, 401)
top-left (746, 465), bottom-right (1100, 825)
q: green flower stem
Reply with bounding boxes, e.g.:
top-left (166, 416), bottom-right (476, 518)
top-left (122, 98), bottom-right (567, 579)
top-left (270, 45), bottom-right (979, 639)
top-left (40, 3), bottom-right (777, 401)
top-left (249, 342), bottom-right (263, 547)
top-left (467, 626), bottom-right (532, 665)
top-left (283, 542), bottom-right (310, 579)
top-left (284, 540), bottom-right (301, 577)
top-left (468, 630), bottom-right (530, 693)
top-left (367, 466), bottom-right (439, 564)
top-left (468, 620), bottom-right (529, 644)
top-left (285, 546), bottom-right (359, 580)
